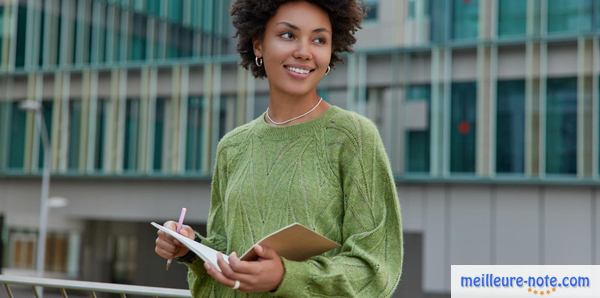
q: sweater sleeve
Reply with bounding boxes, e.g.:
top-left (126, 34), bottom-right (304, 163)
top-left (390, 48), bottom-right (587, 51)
top-left (271, 118), bottom-right (403, 298)
top-left (185, 143), bottom-right (229, 292)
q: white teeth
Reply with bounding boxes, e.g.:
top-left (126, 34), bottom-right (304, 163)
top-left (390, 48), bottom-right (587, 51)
top-left (287, 66), bottom-right (310, 74)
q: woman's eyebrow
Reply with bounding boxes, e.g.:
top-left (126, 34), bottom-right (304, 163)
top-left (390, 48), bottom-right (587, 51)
top-left (276, 21), bottom-right (331, 33)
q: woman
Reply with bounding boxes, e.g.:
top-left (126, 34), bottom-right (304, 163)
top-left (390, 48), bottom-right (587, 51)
top-left (154, 1), bottom-right (403, 297)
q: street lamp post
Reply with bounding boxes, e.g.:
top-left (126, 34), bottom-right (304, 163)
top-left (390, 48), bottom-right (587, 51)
top-left (20, 100), bottom-right (50, 295)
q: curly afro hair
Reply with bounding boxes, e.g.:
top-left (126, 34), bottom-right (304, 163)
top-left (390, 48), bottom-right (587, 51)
top-left (230, 0), bottom-right (365, 78)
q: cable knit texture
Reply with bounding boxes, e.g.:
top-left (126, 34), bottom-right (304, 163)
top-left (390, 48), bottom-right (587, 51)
top-left (185, 105), bottom-right (403, 297)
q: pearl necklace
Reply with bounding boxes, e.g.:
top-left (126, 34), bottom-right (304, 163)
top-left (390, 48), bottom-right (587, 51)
top-left (266, 97), bottom-right (323, 126)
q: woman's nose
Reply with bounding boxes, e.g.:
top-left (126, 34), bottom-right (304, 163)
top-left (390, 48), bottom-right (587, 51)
top-left (292, 39), bottom-right (312, 60)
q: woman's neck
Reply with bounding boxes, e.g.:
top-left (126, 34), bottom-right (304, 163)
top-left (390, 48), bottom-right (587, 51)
top-left (266, 92), bottom-right (330, 126)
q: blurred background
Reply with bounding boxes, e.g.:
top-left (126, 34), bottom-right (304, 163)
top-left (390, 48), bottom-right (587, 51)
top-left (0, 0), bottom-right (599, 297)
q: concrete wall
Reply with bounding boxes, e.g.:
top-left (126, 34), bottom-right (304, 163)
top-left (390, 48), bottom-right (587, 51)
top-left (399, 183), bottom-right (600, 294)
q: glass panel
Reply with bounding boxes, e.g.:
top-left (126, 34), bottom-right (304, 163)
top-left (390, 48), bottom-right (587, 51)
top-left (498, 0), bottom-right (527, 37)
top-left (0, 102), bottom-right (8, 169)
top-left (153, 97), bottom-right (166, 171)
top-left (37, 8), bottom-right (45, 67)
top-left (430, 0), bottom-right (449, 43)
top-left (405, 85), bottom-right (431, 173)
top-left (130, 14), bottom-right (147, 61)
top-left (496, 80), bottom-right (525, 174)
top-left (123, 98), bottom-right (140, 172)
top-left (0, 6), bottom-right (4, 35)
top-left (15, 5), bottom-right (27, 68)
top-left (546, 78), bottom-right (577, 175)
top-left (450, 82), bottom-right (477, 173)
top-left (146, 0), bottom-right (161, 17)
top-left (70, 7), bottom-right (78, 65)
top-left (0, 26), bottom-right (2, 69)
top-left (186, 97), bottom-right (204, 172)
top-left (364, 0), bottom-right (378, 21)
top-left (8, 102), bottom-right (26, 170)
top-left (86, 18), bottom-right (93, 64)
top-left (68, 99), bottom-right (81, 171)
top-left (37, 101), bottom-right (53, 170)
top-left (253, 95), bottom-right (269, 119)
top-left (167, 25), bottom-right (181, 58)
top-left (217, 96), bottom-right (227, 140)
top-left (56, 14), bottom-right (62, 65)
top-left (168, 0), bottom-right (182, 23)
top-left (547, 0), bottom-right (593, 34)
top-left (452, 0), bottom-right (479, 40)
top-left (94, 99), bottom-right (108, 171)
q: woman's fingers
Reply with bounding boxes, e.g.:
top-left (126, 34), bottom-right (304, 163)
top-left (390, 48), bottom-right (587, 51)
top-left (216, 253), bottom-right (256, 283)
top-left (229, 252), bottom-right (260, 275)
top-left (204, 261), bottom-right (241, 290)
top-left (154, 221), bottom-right (193, 259)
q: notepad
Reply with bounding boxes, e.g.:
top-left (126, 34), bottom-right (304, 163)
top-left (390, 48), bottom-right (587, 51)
top-left (151, 222), bottom-right (340, 272)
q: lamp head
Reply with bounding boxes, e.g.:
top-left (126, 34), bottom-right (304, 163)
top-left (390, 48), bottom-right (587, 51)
top-left (19, 99), bottom-right (41, 112)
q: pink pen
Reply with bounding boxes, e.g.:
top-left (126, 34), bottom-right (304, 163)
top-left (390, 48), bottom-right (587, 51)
top-left (166, 207), bottom-right (187, 270)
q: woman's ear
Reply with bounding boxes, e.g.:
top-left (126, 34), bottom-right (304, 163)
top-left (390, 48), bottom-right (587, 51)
top-left (252, 38), bottom-right (263, 58)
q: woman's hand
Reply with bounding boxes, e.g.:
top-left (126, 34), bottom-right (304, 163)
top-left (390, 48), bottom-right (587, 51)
top-left (204, 245), bottom-right (285, 293)
top-left (154, 220), bottom-right (196, 260)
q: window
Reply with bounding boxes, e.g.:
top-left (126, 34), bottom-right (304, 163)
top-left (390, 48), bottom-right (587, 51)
top-left (498, 0), bottom-right (527, 37)
top-left (15, 5), bottom-right (27, 68)
top-left (364, 0), bottom-right (378, 21)
top-left (496, 80), bottom-right (525, 174)
top-left (405, 85), bottom-right (431, 173)
top-left (452, 0), bottom-right (479, 40)
top-left (56, 14), bottom-right (62, 65)
top-left (430, 0), bottom-right (449, 43)
top-left (45, 232), bottom-right (69, 273)
top-left (110, 235), bottom-right (137, 284)
top-left (8, 102), bottom-right (26, 170)
top-left (145, 0), bottom-right (161, 17)
top-left (0, 5), bottom-right (4, 35)
top-left (217, 95), bottom-right (238, 140)
top-left (186, 97), bottom-right (204, 172)
top-left (37, 101), bottom-right (53, 170)
top-left (546, 78), bottom-right (577, 175)
top-left (0, 102), bottom-right (8, 169)
top-left (94, 99), bottom-right (109, 171)
top-left (129, 13), bottom-right (147, 61)
top-left (8, 230), bottom-right (36, 269)
top-left (0, 5), bottom-right (3, 67)
top-left (450, 82), bottom-right (477, 173)
top-left (407, 0), bottom-right (430, 23)
top-left (168, 0), bottom-right (183, 24)
top-left (253, 95), bottom-right (269, 119)
top-left (38, 9), bottom-right (46, 67)
top-left (153, 97), bottom-right (167, 171)
top-left (547, 0), bottom-right (593, 34)
top-left (123, 98), bottom-right (140, 172)
top-left (68, 99), bottom-right (82, 171)
top-left (8, 229), bottom-right (69, 273)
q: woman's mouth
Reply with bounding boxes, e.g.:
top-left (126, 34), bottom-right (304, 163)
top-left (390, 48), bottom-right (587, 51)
top-left (284, 65), bottom-right (315, 79)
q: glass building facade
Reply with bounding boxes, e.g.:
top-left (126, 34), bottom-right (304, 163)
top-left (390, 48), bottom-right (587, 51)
top-left (1, 0), bottom-right (600, 181)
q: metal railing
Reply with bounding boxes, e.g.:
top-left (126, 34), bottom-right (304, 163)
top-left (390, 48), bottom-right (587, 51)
top-left (0, 275), bottom-right (192, 298)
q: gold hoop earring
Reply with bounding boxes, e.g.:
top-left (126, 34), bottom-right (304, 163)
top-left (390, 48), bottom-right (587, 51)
top-left (255, 57), bottom-right (263, 67)
top-left (325, 65), bottom-right (331, 76)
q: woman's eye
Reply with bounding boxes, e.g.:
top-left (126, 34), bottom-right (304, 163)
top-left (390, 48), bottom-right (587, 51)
top-left (314, 37), bottom-right (326, 45)
top-left (280, 32), bottom-right (293, 40)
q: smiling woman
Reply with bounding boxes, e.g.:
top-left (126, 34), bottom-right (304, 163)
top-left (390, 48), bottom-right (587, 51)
top-left (154, 1), bottom-right (404, 297)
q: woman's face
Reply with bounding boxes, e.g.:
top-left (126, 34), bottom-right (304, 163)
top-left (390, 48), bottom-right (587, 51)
top-left (253, 1), bottom-right (332, 98)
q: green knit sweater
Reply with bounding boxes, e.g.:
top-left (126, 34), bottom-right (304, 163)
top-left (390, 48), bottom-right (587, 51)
top-left (185, 105), bottom-right (403, 297)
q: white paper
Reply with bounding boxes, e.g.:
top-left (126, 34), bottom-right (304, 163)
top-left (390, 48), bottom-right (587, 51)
top-left (151, 222), bottom-right (229, 272)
